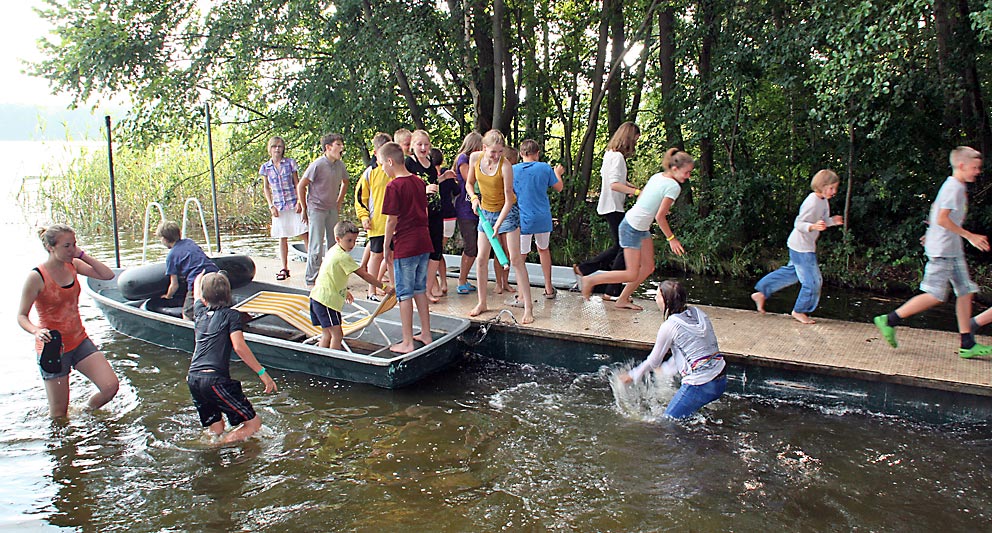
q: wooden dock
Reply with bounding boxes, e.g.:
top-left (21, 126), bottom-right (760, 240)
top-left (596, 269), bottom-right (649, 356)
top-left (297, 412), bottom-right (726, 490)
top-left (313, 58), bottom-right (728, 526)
top-left (249, 253), bottom-right (992, 421)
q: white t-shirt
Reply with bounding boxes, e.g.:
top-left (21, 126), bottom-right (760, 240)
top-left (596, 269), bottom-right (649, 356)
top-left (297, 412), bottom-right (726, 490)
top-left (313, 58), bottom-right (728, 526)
top-left (596, 151), bottom-right (628, 215)
top-left (786, 192), bottom-right (838, 253)
top-left (924, 176), bottom-right (968, 258)
top-left (624, 173), bottom-right (681, 231)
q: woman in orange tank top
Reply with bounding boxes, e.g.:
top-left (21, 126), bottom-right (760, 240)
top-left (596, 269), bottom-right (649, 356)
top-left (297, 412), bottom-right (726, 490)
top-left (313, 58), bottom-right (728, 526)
top-left (464, 130), bottom-right (535, 324)
top-left (17, 224), bottom-right (119, 418)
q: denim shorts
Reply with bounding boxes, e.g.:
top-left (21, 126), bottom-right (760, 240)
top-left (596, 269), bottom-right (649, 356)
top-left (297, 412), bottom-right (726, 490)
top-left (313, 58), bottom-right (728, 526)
top-left (393, 253), bottom-right (429, 301)
top-left (920, 256), bottom-right (979, 302)
top-left (618, 218), bottom-right (651, 249)
top-left (477, 204), bottom-right (520, 235)
top-left (38, 337), bottom-right (98, 380)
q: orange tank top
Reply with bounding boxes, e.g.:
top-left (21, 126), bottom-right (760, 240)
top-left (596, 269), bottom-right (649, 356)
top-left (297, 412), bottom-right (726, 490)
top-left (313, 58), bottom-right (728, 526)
top-left (33, 263), bottom-right (87, 354)
top-left (475, 156), bottom-right (515, 212)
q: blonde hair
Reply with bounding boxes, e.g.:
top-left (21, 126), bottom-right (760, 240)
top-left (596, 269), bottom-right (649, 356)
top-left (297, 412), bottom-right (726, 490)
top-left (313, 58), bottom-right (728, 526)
top-left (393, 128), bottom-right (412, 144)
top-left (950, 146), bottom-right (982, 168)
top-left (482, 129), bottom-right (506, 148)
top-left (606, 122), bottom-right (640, 158)
top-left (156, 221), bottom-right (181, 244)
top-left (371, 132), bottom-right (392, 152)
top-left (457, 132), bottom-right (483, 157)
top-left (267, 136), bottom-right (285, 150)
top-left (200, 272), bottom-right (232, 308)
top-left (378, 142), bottom-right (405, 166)
top-left (38, 224), bottom-right (74, 251)
top-left (410, 129), bottom-right (430, 145)
top-left (810, 169), bottom-right (840, 193)
top-left (662, 148), bottom-right (694, 172)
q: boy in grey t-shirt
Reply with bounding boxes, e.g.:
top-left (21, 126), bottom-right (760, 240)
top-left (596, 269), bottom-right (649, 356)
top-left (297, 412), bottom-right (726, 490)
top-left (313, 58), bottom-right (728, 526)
top-left (874, 146), bottom-right (992, 359)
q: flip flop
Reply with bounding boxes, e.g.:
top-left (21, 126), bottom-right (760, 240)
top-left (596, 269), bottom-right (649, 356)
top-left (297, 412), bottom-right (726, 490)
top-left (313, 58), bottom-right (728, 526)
top-left (544, 287), bottom-right (557, 299)
top-left (276, 268), bottom-right (290, 280)
top-left (457, 283), bottom-right (477, 294)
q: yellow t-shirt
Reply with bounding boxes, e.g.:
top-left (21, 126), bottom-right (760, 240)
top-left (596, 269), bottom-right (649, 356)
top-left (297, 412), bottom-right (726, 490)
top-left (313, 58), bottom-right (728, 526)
top-left (475, 156), bottom-right (515, 212)
top-left (310, 244), bottom-right (359, 311)
top-left (354, 164), bottom-right (393, 237)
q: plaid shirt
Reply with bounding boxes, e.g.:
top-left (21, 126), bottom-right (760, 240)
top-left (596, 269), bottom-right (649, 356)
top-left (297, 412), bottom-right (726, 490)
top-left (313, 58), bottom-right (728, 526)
top-left (259, 158), bottom-right (299, 210)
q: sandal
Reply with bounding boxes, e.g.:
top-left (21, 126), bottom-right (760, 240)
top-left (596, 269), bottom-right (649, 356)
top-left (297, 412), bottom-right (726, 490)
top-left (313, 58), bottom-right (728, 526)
top-left (276, 268), bottom-right (290, 281)
top-left (457, 283), bottom-right (476, 294)
top-left (544, 287), bottom-right (557, 299)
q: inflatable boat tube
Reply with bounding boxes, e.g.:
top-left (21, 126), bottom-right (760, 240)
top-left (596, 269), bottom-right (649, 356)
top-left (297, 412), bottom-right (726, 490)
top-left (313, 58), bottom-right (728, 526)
top-left (118, 255), bottom-right (256, 301)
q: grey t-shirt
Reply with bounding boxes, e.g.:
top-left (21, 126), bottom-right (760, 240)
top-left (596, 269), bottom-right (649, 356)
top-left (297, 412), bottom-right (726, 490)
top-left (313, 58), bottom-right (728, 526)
top-left (924, 176), bottom-right (967, 258)
top-left (786, 192), bottom-right (837, 253)
top-left (302, 156), bottom-right (349, 211)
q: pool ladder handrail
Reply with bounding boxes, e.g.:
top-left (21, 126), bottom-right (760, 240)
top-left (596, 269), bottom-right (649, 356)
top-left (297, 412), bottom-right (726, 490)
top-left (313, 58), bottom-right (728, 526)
top-left (141, 198), bottom-right (216, 264)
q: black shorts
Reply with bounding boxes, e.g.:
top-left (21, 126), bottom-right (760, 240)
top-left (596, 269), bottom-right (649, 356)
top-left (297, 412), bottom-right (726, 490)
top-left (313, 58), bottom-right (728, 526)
top-left (368, 235), bottom-right (385, 254)
top-left (187, 373), bottom-right (256, 427)
top-left (310, 299), bottom-right (343, 328)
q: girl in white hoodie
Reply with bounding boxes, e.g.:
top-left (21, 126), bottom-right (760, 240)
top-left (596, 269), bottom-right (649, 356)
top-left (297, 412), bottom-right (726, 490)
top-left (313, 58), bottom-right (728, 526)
top-left (620, 280), bottom-right (727, 418)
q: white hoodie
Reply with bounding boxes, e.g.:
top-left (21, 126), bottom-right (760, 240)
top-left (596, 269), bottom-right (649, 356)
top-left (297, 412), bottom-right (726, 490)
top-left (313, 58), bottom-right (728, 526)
top-left (629, 307), bottom-right (725, 386)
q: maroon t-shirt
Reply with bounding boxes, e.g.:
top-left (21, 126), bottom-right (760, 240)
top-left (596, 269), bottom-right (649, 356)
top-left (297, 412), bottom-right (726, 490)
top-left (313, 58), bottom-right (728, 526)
top-left (382, 174), bottom-right (433, 259)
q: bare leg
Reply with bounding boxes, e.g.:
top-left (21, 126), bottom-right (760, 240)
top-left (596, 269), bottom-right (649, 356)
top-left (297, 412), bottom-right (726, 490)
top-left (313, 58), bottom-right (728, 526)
top-left (413, 292), bottom-right (433, 345)
top-left (221, 415), bottom-right (262, 444)
top-left (426, 260), bottom-right (441, 303)
top-left (392, 298), bottom-right (418, 353)
top-left (459, 252), bottom-right (475, 286)
top-left (615, 238), bottom-right (653, 311)
top-left (279, 237), bottom-right (289, 271)
top-left (74, 352), bottom-right (119, 412)
top-left (956, 293), bottom-right (974, 333)
top-left (505, 229), bottom-right (534, 324)
top-left (368, 251), bottom-right (383, 296)
top-left (43, 376), bottom-right (71, 419)
top-left (438, 240), bottom-right (449, 294)
top-left (581, 247), bottom-right (641, 300)
top-left (894, 293), bottom-right (943, 320)
top-left (537, 247), bottom-right (554, 295)
top-left (470, 232), bottom-right (491, 317)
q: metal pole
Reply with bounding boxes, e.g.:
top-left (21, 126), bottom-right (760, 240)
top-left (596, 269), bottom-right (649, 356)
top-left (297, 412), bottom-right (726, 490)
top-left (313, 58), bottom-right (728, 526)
top-left (105, 116), bottom-right (121, 268)
top-left (204, 103), bottom-right (221, 253)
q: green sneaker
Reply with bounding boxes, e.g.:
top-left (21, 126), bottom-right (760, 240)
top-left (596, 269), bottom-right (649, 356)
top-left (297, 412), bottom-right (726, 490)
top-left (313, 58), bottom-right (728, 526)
top-left (959, 342), bottom-right (992, 359)
top-left (874, 315), bottom-right (898, 348)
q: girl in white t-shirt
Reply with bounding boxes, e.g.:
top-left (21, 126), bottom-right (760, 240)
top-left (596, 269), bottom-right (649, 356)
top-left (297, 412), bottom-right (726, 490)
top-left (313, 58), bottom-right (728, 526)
top-left (580, 148), bottom-right (692, 310)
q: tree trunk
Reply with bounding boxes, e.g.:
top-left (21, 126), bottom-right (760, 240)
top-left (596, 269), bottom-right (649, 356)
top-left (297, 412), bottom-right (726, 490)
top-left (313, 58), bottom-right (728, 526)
top-left (571, 3), bottom-right (611, 228)
top-left (491, 0), bottom-right (506, 131)
top-left (695, 0), bottom-right (717, 216)
top-left (605, 0), bottom-right (625, 135)
top-left (658, 6), bottom-right (683, 148)
top-left (471, 0), bottom-right (495, 132)
top-left (627, 10), bottom-right (653, 124)
top-left (955, 0), bottom-right (992, 157)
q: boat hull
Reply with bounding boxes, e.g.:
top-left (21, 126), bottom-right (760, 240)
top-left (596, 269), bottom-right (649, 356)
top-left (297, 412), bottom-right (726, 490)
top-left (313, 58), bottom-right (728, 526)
top-left (86, 271), bottom-right (470, 388)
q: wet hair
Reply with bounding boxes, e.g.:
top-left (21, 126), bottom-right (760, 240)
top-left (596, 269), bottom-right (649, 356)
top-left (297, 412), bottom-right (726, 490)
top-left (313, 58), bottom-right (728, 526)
top-left (378, 142), bottom-right (405, 166)
top-left (200, 272), bottom-right (233, 308)
top-left (334, 220), bottom-right (360, 239)
top-left (320, 133), bottom-right (344, 149)
top-left (950, 146), bottom-right (981, 168)
top-left (606, 122), bottom-right (640, 158)
top-left (518, 139), bottom-right (540, 156)
top-left (504, 147), bottom-right (519, 165)
top-left (156, 221), bottom-right (181, 244)
top-left (662, 148), bottom-right (694, 172)
top-left (482, 129), bottom-right (506, 148)
top-left (267, 136), bottom-right (286, 150)
top-left (658, 280), bottom-right (688, 319)
top-left (429, 148), bottom-right (444, 167)
top-left (371, 132), bottom-right (392, 152)
top-left (38, 224), bottom-right (75, 251)
top-left (457, 132), bottom-right (484, 157)
top-left (810, 169), bottom-right (840, 193)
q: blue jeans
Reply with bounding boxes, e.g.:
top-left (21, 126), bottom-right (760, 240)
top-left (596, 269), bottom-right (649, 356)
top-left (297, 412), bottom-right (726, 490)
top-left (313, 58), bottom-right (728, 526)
top-left (665, 375), bottom-right (727, 419)
top-left (754, 249), bottom-right (822, 314)
top-left (393, 253), bottom-right (429, 301)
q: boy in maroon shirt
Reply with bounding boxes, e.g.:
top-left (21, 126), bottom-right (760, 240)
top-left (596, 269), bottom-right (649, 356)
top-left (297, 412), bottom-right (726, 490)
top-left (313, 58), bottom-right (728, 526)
top-left (380, 142), bottom-right (434, 353)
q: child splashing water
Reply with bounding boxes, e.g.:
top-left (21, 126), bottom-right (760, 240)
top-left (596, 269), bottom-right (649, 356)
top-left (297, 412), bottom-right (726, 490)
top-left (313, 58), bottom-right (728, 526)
top-left (616, 280), bottom-right (727, 419)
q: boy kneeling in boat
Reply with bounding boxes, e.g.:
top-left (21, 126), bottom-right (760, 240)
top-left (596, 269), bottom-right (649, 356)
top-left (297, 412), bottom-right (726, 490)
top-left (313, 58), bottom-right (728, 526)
top-left (158, 221), bottom-right (218, 320)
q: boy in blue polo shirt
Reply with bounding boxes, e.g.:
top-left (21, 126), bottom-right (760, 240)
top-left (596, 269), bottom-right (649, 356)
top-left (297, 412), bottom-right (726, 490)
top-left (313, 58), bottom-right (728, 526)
top-left (512, 139), bottom-right (565, 300)
top-left (158, 221), bottom-right (218, 320)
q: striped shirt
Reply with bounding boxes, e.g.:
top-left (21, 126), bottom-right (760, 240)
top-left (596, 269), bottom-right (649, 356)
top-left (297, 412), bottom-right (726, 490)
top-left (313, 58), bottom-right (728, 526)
top-left (259, 158), bottom-right (299, 210)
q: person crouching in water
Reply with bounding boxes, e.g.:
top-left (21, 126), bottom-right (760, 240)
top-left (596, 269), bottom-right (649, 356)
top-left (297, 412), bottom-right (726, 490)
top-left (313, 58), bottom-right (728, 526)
top-left (619, 280), bottom-right (727, 419)
top-left (187, 271), bottom-right (277, 444)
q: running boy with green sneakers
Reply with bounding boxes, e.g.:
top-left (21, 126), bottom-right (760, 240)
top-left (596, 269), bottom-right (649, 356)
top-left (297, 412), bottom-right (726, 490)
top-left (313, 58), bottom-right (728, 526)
top-left (874, 146), bottom-right (992, 358)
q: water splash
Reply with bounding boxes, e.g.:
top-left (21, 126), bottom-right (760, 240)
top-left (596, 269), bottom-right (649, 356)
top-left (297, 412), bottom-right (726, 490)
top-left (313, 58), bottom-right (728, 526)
top-left (606, 363), bottom-right (678, 422)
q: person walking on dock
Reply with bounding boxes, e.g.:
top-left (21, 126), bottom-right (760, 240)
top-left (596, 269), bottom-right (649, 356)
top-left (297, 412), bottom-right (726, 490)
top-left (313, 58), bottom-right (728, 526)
top-left (873, 146), bottom-right (992, 358)
top-left (751, 170), bottom-right (844, 324)
top-left (298, 133), bottom-right (350, 288)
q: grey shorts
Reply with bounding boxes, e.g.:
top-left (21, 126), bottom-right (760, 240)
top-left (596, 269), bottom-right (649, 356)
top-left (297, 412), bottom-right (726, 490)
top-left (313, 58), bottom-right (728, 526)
top-left (38, 337), bottom-right (98, 380)
top-left (920, 256), bottom-right (979, 302)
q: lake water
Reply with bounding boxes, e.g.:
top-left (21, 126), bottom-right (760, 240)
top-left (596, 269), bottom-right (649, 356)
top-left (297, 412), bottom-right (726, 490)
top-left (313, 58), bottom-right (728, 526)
top-left (3, 143), bottom-right (992, 531)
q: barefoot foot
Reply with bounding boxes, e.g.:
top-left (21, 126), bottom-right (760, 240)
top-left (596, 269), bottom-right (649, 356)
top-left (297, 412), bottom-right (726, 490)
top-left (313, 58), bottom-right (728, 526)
top-left (469, 304), bottom-right (489, 317)
top-left (580, 275), bottom-right (592, 300)
top-left (521, 312), bottom-right (534, 325)
top-left (415, 333), bottom-right (433, 345)
top-left (791, 311), bottom-right (815, 324)
top-left (615, 299), bottom-right (644, 311)
top-left (751, 292), bottom-right (766, 314)
top-left (390, 342), bottom-right (416, 354)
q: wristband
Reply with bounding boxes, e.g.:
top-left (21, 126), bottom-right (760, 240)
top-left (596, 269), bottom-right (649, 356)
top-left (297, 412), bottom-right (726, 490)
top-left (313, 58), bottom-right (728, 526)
top-left (77, 250), bottom-right (85, 259)
top-left (634, 188), bottom-right (641, 196)
top-left (666, 234), bottom-right (676, 242)
top-left (257, 367), bottom-right (267, 377)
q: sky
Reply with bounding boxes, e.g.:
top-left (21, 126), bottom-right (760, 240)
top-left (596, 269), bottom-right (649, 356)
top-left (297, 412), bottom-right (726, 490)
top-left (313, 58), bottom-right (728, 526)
top-left (4, 0), bottom-right (71, 107)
